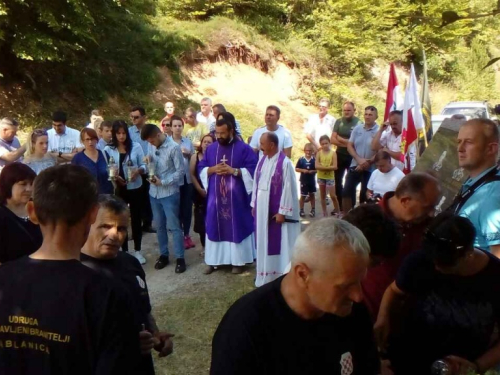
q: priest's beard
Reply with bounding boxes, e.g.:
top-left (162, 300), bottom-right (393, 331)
top-left (217, 136), bottom-right (233, 146)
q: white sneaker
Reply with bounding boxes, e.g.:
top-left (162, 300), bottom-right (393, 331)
top-left (133, 251), bottom-right (146, 265)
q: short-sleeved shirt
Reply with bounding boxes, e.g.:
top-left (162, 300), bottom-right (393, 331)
top-left (367, 167), bottom-right (405, 196)
top-left (211, 276), bottom-right (380, 375)
top-left (296, 156), bottom-right (316, 185)
top-left (81, 252), bottom-right (154, 375)
top-left (304, 114), bottom-right (336, 145)
top-left (349, 124), bottom-right (379, 168)
top-left (333, 117), bottom-right (362, 155)
top-left (0, 257), bottom-right (138, 374)
top-left (458, 166), bottom-right (500, 251)
top-left (196, 112), bottom-right (216, 130)
top-left (250, 125), bottom-right (293, 159)
top-left (47, 127), bottom-right (83, 153)
top-left (317, 149), bottom-right (335, 180)
top-left (392, 250), bottom-right (500, 374)
top-left (0, 137), bottom-right (22, 172)
top-left (379, 129), bottom-right (416, 171)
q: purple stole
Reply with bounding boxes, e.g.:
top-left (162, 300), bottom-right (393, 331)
top-left (255, 152), bottom-right (286, 256)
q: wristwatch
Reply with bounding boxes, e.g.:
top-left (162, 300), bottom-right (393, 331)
top-left (233, 168), bottom-right (239, 177)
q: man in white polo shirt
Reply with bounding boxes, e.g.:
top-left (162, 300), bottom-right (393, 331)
top-left (48, 111), bottom-right (83, 163)
top-left (250, 105), bottom-right (293, 159)
top-left (196, 97), bottom-right (216, 130)
top-left (0, 118), bottom-right (26, 173)
top-left (304, 98), bottom-right (336, 153)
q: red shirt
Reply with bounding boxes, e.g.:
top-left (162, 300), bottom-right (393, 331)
top-left (361, 192), bottom-right (430, 320)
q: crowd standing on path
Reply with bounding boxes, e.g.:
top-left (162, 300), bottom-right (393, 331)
top-left (0, 96), bottom-right (499, 374)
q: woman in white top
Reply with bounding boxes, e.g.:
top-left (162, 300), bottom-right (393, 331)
top-left (104, 120), bottom-right (147, 264)
top-left (23, 129), bottom-right (57, 174)
top-left (367, 150), bottom-right (405, 200)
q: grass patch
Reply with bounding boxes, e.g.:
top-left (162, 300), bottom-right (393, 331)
top-left (152, 271), bottom-right (255, 375)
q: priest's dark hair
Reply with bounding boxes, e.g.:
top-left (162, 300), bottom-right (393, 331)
top-left (217, 112), bottom-right (236, 129)
top-left (97, 194), bottom-right (129, 216)
top-left (266, 132), bottom-right (279, 148)
top-left (343, 204), bottom-right (400, 260)
top-left (215, 118), bottom-right (234, 133)
top-left (33, 165), bottom-right (98, 226)
top-left (140, 123), bottom-right (161, 140)
top-left (423, 211), bottom-right (475, 268)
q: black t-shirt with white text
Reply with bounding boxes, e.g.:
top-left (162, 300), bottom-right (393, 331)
top-left (81, 252), bottom-right (154, 375)
top-left (296, 156), bottom-right (316, 185)
top-left (211, 276), bottom-right (380, 375)
top-left (390, 250), bottom-right (500, 374)
top-left (0, 257), bottom-right (138, 375)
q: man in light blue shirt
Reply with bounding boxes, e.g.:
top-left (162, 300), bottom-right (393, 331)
top-left (455, 119), bottom-right (500, 256)
top-left (129, 106), bottom-right (155, 233)
top-left (342, 106), bottom-right (380, 213)
top-left (141, 124), bottom-right (187, 273)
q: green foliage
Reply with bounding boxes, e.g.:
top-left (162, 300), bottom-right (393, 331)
top-left (453, 38), bottom-right (499, 100)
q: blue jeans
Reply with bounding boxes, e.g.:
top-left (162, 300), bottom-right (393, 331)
top-left (150, 193), bottom-right (184, 259)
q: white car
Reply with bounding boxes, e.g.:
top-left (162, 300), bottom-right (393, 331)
top-left (440, 101), bottom-right (497, 120)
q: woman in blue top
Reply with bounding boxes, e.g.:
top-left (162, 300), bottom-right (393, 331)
top-left (72, 128), bottom-right (114, 195)
top-left (104, 120), bottom-right (146, 264)
top-left (171, 115), bottom-right (195, 250)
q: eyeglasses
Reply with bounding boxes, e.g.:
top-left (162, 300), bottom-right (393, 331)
top-left (130, 115), bottom-right (141, 120)
top-left (425, 230), bottom-right (464, 250)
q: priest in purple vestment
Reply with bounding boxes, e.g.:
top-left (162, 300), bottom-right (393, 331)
top-left (198, 116), bottom-right (258, 275)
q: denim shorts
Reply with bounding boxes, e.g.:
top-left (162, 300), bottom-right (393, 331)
top-left (318, 178), bottom-right (335, 187)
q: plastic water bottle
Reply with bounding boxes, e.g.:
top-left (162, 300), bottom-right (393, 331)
top-left (431, 360), bottom-right (451, 374)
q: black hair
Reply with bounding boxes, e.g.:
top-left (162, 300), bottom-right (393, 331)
top-left (374, 150), bottom-right (391, 163)
top-left (213, 104), bottom-right (226, 113)
top-left (343, 204), bottom-right (400, 259)
top-left (395, 172), bottom-right (437, 200)
top-left (140, 123), bottom-right (161, 140)
top-left (389, 110), bottom-right (403, 117)
top-left (215, 118), bottom-right (234, 133)
top-left (423, 211), bottom-right (476, 268)
top-left (52, 111), bottom-right (67, 123)
top-left (34, 165), bottom-right (98, 226)
top-left (130, 106), bottom-right (146, 116)
top-left (217, 112), bottom-right (236, 130)
top-left (111, 120), bottom-right (133, 155)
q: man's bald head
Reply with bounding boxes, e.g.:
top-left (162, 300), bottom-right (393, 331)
top-left (260, 132), bottom-right (280, 157)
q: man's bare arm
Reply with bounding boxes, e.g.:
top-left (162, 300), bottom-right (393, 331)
top-left (0, 144), bottom-right (27, 162)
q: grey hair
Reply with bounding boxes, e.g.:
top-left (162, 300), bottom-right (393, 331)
top-left (201, 97), bottom-right (212, 106)
top-left (292, 218), bottom-right (370, 267)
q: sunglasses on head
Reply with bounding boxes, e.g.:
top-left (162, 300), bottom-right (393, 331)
top-left (425, 230), bottom-right (464, 250)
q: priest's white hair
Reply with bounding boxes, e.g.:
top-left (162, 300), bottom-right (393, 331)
top-left (291, 218), bottom-right (370, 267)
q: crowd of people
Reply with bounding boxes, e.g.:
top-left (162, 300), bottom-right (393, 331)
top-left (0, 95), bottom-right (499, 374)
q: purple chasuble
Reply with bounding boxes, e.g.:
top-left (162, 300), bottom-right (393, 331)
top-left (198, 139), bottom-right (258, 243)
top-left (255, 152), bottom-right (286, 256)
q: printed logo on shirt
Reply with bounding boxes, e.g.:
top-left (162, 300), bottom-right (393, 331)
top-left (340, 352), bottom-right (353, 375)
top-left (136, 275), bottom-right (146, 289)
